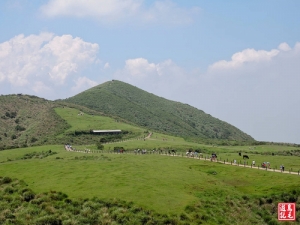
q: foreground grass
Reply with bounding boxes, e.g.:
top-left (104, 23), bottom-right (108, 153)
top-left (0, 146), bottom-right (300, 224)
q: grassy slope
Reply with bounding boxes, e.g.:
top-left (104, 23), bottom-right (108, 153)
top-left (0, 95), bottom-right (69, 149)
top-left (54, 107), bottom-right (145, 136)
top-left (0, 95), bottom-right (146, 149)
top-left (63, 80), bottom-right (254, 141)
top-left (55, 106), bottom-right (300, 171)
top-left (0, 146), bottom-right (300, 224)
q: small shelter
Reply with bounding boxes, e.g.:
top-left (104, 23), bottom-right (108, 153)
top-left (91, 130), bottom-right (122, 135)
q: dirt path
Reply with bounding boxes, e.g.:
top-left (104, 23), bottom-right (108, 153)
top-left (169, 153), bottom-right (300, 175)
top-left (64, 145), bottom-right (299, 175)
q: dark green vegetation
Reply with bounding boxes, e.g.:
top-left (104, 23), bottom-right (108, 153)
top-left (64, 80), bottom-right (253, 141)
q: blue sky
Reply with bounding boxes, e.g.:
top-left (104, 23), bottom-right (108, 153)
top-left (1, 0), bottom-right (300, 144)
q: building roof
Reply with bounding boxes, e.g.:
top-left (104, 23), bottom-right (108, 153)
top-left (92, 130), bottom-right (121, 133)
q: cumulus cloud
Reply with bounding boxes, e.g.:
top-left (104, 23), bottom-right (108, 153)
top-left (124, 58), bottom-right (157, 78)
top-left (0, 32), bottom-right (99, 98)
top-left (278, 42), bottom-right (291, 51)
top-left (114, 57), bottom-right (189, 101)
top-left (40, 0), bottom-right (200, 25)
top-left (208, 48), bottom-right (280, 72)
top-left (71, 76), bottom-right (98, 92)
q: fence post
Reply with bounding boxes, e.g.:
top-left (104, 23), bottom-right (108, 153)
top-left (231, 161), bottom-right (232, 165)
top-left (224, 160), bottom-right (225, 164)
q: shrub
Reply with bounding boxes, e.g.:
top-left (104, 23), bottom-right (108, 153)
top-left (30, 137), bottom-right (38, 143)
top-left (11, 134), bottom-right (17, 140)
top-left (4, 186), bottom-right (14, 194)
top-left (15, 125), bottom-right (26, 131)
top-left (96, 142), bottom-right (104, 150)
top-left (23, 190), bottom-right (35, 202)
top-left (1, 177), bottom-right (12, 184)
top-left (35, 215), bottom-right (62, 225)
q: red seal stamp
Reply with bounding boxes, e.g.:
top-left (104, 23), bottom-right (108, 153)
top-left (278, 203), bottom-right (296, 221)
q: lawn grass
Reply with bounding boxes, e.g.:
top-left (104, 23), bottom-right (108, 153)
top-left (0, 145), bottom-right (299, 216)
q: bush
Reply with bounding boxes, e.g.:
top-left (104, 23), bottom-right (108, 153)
top-left (96, 142), bottom-right (104, 150)
top-left (30, 137), bottom-right (38, 143)
top-left (23, 191), bottom-right (35, 202)
top-left (15, 125), bottom-right (26, 131)
top-left (11, 134), bottom-right (17, 140)
top-left (35, 215), bottom-right (62, 225)
top-left (1, 177), bottom-right (12, 184)
top-left (4, 186), bottom-right (14, 194)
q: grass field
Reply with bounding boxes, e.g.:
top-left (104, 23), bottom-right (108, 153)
top-left (1, 146), bottom-right (299, 210)
top-left (1, 106), bottom-right (299, 224)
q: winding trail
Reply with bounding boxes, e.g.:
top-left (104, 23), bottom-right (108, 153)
top-left (165, 153), bottom-right (300, 175)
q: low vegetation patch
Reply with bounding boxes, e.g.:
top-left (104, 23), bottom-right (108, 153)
top-left (20, 150), bottom-right (57, 160)
top-left (74, 155), bottom-right (111, 161)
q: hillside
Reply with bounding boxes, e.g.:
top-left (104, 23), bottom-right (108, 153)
top-left (0, 94), bottom-right (148, 150)
top-left (63, 80), bottom-right (254, 141)
top-left (0, 95), bottom-right (69, 149)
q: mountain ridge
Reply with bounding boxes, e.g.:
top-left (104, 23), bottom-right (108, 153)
top-left (64, 80), bottom-right (254, 141)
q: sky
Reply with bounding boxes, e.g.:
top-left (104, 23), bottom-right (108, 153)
top-left (0, 0), bottom-right (300, 144)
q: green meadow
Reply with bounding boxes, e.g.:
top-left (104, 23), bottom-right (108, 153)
top-left (0, 107), bottom-right (299, 224)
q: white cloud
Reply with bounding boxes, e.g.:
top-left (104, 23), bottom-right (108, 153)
top-left (278, 42), bottom-right (291, 51)
top-left (71, 76), bottom-right (98, 92)
top-left (0, 32), bottom-right (99, 98)
top-left (209, 48), bottom-right (280, 71)
top-left (40, 0), bottom-right (200, 25)
top-left (32, 81), bottom-right (52, 93)
top-left (114, 58), bottom-right (189, 101)
top-left (143, 0), bottom-right (200, 25)
top-left (124, 58), bottom-right (157, 78)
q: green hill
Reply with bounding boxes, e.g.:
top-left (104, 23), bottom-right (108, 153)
top-left (64, 80), bottom-right (254, 142)
top-left (0, 95), bottom-right (69, 149)
top-left (0, 94), bottom-right (150, 150)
